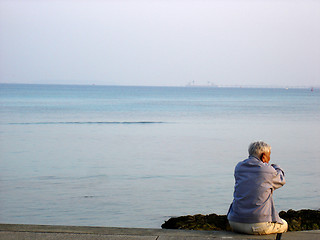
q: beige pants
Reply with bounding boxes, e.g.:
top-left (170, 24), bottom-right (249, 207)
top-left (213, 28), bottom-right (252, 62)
top-left (229, 219), bottom-right (288, 235)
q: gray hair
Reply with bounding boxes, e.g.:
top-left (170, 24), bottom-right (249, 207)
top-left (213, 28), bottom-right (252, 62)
top-left (248, 141), bottom-right (271, 158)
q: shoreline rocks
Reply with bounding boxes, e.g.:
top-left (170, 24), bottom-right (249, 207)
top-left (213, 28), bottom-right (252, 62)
top-left (279, 209), bottom-right (320, 231)
top-left (161, 209), bottom-right (320, 232)
top-left (162, 213), bottom-right (231, 231)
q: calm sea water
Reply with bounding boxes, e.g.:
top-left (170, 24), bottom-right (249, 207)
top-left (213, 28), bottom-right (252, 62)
top-left (0, 84), bottom-right (319, 228)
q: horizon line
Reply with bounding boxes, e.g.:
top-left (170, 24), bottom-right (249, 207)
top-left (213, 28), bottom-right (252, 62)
top-left (0, 82), bottom-right (319, 89)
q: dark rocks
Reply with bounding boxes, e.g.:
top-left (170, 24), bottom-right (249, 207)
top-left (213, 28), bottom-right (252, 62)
top-left (161, 213), bottom-right (231, 231)
top-left (279, 209), bottom-right (320, 231)
top-left (162, 209), bottom-right (320, 232)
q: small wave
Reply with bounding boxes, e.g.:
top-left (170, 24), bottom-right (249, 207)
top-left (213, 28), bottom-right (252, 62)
top-left (83, 196), bottom-right (95, 198)
top-left (78, 174), bottom-right (109, 180)
top-left (9, 121), bottom-right (166, 125)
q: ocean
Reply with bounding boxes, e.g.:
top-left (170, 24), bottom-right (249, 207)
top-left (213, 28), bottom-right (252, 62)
top-left (0, 84), bottom-right (319, 228)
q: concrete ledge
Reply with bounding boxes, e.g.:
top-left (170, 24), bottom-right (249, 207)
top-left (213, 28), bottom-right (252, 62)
top-left (0, 224), bottom-right (319, 240)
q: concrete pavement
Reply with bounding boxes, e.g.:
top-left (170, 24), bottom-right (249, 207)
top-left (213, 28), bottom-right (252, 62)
top-left (0, 224), bottom-right (319, 240)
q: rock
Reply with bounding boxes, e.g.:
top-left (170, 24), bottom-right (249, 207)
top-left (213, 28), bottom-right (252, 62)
top-left (161, 213), bottom-right (231, 231)
top-left (279, 209), bottom-right (320, 231)
top-left (162, 209), bottom-right (320, 232)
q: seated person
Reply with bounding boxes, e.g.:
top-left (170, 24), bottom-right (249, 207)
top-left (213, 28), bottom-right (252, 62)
top-left (227, 141), bottom-right (288, 235)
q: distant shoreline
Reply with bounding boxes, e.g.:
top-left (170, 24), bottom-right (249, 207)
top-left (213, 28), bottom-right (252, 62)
top-left (1, 82), bottom-right (318, 90)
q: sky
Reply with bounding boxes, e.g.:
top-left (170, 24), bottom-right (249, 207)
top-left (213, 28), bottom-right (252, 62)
top-left (0, 0), bottom-right (319, 87)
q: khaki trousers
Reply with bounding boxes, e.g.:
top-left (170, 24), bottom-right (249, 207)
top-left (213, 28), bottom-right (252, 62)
top-left (229, 219), bottom-right (288, 235)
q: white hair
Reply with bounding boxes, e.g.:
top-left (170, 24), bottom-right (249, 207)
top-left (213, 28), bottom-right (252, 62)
top-left (248, 141), bottom-right (271, 158)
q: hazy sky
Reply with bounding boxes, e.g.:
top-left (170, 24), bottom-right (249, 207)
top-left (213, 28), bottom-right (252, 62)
top-left (0, 0), bottom-right (319, 87)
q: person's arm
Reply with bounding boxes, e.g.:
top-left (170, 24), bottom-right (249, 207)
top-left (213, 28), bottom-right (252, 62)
top-left (271, 164), bottom-right (286, 189)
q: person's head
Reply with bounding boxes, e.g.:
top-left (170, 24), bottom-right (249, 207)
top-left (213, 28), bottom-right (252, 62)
top-left (248, 141), bottom-right (271, 163)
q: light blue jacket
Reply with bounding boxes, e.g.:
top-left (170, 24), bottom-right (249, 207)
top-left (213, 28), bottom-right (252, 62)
top-left (227, 156), bottom-right (285, 224)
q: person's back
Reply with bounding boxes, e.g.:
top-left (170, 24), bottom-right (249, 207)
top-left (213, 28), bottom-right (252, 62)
top-left (227, 141), bottom-right (288, 235)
